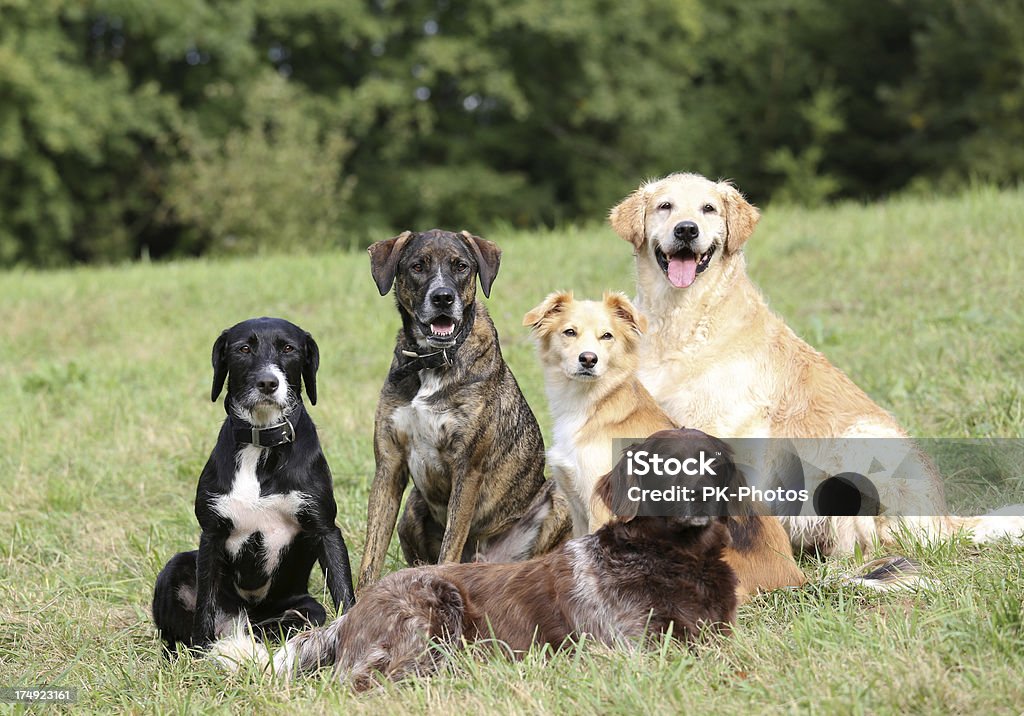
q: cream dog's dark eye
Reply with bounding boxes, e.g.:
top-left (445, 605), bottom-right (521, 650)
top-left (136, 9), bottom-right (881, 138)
top-left (563, 328), bottom-right (577, 337)
top-left (702, 204), bottom-right (716, 213)
top-left (658, 202), bottom-right (672, 211)
top-left (600, 332), bottom-right (613, 340)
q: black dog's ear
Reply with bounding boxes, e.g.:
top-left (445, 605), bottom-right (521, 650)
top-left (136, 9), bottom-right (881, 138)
top-left (303, 331), bottom-right (320, 406)
top-left (459, 230), bottom-right (501, 298)
top-left (368, 231), bottom-right (414, 296)
top-left (210, 329), bottom-right (229, 402)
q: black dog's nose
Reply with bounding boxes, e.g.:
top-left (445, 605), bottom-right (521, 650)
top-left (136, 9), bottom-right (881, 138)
top-left (430, 288), bottom-right (456, 308)
top-left (673, 221), bottom-right (699, 241)
top-left (579, 352), bottom-right (599, 369)
top-left (256, 374), bottom-right (279, 395)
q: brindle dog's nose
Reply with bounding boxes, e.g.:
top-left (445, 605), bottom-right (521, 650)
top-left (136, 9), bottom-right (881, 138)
top-left (430, 288), bottom-right (456, 308)
top-left (579, 352), bottom-right (599, 369)
top-left (256, 373), bottom-right (279, 395)
top-left (673, 221), bottom-right (699, 241)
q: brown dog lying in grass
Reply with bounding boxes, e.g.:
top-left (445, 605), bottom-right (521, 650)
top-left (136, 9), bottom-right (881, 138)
top-left (212, 428), bottom-right (738, 689)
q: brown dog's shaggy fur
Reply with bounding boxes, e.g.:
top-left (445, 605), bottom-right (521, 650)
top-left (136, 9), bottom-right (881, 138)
top-left (213, 429), bottom-right (738, 689)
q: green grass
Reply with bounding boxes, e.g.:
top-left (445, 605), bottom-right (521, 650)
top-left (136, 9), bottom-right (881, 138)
top-left (2, 186), bottom-right (1024, 713)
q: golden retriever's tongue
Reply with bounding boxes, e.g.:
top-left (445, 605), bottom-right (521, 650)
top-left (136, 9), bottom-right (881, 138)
top-left (668, 256), bottom-right (697, 288)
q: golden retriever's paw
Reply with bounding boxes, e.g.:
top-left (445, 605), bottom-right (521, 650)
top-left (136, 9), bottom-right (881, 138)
top-left (967, 510), bottom-right (1024, 544)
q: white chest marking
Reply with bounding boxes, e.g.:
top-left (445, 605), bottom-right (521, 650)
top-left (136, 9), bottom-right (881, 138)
top-left (391, 371), bottom-right (452, 499)
top-left (213, 445), bottom-right (307, 577)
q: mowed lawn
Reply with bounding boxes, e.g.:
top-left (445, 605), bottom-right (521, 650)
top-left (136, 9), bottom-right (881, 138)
top-left (2, 187), bottom-right (1024, 713)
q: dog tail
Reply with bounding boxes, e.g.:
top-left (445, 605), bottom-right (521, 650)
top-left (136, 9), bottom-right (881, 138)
top-left (843, 555), bottom-right (936, 592)
top-left (209, 614), bottom-right (345, 680)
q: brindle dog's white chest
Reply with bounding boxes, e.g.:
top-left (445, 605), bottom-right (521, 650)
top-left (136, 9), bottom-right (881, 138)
top-left (212, 445), bottom-right (307, 600)
top-left (391, 371), bottom-right (453, 495)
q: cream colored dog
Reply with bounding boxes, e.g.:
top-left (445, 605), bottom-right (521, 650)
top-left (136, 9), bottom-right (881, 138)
top-left (609, 172), bottom-right (1024, 555)
top-left (523, 290), bottom-right (806, 601)
top-left (523, 291), bottom-right (667, 536)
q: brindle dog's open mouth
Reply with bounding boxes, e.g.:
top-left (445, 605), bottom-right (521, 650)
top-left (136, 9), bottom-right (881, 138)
top-left (655, 244), bottom-right (715, 288)
top-left (421, 315), bottom-right (458, 345)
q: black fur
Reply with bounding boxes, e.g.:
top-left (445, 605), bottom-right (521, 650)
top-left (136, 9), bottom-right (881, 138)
top-left (152, 317), bottom-right (355, 653)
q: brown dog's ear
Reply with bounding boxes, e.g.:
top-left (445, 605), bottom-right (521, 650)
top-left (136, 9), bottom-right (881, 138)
top-left (210, 329), bottom-right (229, 402)
top-left (602, 291), bottom-right (647, 336)
top-left (718, 181), bottom-right (760, 254)
top-left (594, 457), bottom-right (639, 523)
top-left (608, 186), bottom-right (648, 248)
top-left (522, 291), bottom-right (574, 334)
top-left (459, 230), bottom-right (501, 298)
top-left (367, 231), bottom-right (414, 296)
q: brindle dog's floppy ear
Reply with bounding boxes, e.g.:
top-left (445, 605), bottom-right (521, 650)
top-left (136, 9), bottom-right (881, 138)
top-left (459, 230), bottom-right (501, 298)
top-left (302, 331), bottom-right (320, 406)
top-left (608, 185), bottom-right (649, 249)
top-left (368, 231), bottom-right (414, 296)
top-left (602, 291), bottom-right (647, 336)
top-left (522, 290), bottom-right (573, 332)
top-left (210, 329), bottom-right (229, 402)
top-left (718, 180), bottom-right (760, 254)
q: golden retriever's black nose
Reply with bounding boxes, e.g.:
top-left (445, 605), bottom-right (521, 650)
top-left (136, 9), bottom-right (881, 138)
top-left (256, 373), bottom-right (279, 395)
top-left (579, 352), bottom-right (598, 368)
top-left (673, 221), bottom-right (699, 241)
top-left (430, 288), bottom-right (456, 308)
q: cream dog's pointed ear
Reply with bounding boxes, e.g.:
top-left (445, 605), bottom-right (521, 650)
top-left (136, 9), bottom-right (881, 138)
top-left (608, 187), bottom-right (648, 248)
top-left (522, 291), bottom-right (574, 334)
top-left (718, 181), bottom-right (760, 254)
top-left (602, 291), bottom-right (647, 336)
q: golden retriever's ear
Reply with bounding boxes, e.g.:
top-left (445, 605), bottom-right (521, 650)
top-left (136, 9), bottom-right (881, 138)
top-left (602, 291), bottom-right (647, 336)
top-left (522, 291), bottom-right (573, 333)
top-left (718, 181), bottom-right (760, 254)
top-left (458, 230), bottom-right (501, 298)
top-left (608, 187), bottom-right (648, 248)
top-left (368, 231), bottom-right (414, 295)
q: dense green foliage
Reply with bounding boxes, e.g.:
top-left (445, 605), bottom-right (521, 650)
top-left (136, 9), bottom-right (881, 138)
top-left (3, 0), bottom-right (1024, 266)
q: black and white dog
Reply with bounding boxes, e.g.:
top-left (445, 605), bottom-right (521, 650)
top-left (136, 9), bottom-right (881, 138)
top-left (153, 317), bottom-right (356, 653)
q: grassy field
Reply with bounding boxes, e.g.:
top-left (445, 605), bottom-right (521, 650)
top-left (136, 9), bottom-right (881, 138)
top-left (2, 187), bottom-right (1024, 713)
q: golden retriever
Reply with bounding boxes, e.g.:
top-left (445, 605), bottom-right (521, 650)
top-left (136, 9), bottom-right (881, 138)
top-left (608, 172), bottom-right (1024, 555)
top-left (523, 290), bottom-right (805, 601)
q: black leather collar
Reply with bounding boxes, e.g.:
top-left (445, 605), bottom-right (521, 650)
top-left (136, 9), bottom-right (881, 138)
top-left (230, 417), bottom-right (295, 448)
top-left (389, 306), bottom-right (476, 383)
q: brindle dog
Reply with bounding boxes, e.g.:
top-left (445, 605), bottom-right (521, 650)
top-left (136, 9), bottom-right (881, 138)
top-left (358, 229), bottom-right (571, 590)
